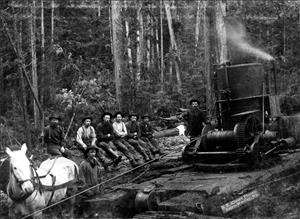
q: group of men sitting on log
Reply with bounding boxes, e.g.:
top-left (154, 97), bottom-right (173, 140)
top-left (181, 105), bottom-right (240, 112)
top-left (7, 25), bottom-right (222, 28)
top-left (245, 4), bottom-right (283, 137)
top-left (43, 111), bottom-right (163, 170)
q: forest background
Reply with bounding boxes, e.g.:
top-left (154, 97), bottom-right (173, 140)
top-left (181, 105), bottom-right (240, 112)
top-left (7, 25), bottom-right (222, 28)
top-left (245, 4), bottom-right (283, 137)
top-left (0, 0), bottom-right (299, 150)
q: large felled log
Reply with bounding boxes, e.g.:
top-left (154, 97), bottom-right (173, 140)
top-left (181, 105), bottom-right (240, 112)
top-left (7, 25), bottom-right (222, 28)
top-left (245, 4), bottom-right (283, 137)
top-left (153, 125), bottom-right (186, 138)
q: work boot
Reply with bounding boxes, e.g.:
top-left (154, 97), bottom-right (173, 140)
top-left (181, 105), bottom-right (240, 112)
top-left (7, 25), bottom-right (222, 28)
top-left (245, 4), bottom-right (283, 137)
top-left (113, 155), bottom-right (122, 167)
top-left (97, 156), bottom-right (113, 170)
top-left (142, 152), bottom-right (150, 162)
top-left (130, 159), bottom-right (139, 168)
top-left (146, 151), bottom-right (154, 160)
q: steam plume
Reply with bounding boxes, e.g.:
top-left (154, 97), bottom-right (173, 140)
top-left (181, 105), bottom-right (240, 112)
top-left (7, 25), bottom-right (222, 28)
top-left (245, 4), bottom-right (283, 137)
top-left (225, 18), bottom-right (274, 61)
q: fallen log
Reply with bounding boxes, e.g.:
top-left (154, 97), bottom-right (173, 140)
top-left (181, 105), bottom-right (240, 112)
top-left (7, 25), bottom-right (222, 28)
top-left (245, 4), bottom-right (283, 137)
top-left (153, 125), bottom-right (186, 138)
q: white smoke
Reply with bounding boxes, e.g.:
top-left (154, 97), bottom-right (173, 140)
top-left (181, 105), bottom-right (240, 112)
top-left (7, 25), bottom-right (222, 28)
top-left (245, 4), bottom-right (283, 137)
top-left (225, 18), bottom-right (274, 61)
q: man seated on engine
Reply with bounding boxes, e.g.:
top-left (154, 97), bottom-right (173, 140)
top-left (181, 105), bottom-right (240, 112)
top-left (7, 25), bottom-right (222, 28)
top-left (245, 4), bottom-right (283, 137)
top-left (76, 116), bottom-right (112, 170)
top-left (140, 114), bottom-right (163, 155)
top-left (44, 114), bottom-right (70, 157)
top-left (96, 112), bottom-right (122, 167)
top-left (125, 113), bottom-right (154, 161)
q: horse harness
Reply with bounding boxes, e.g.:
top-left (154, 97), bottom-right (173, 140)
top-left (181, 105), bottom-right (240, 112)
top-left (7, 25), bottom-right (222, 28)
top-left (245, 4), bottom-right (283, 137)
top-left (8, 157), bottom-right (78, 206)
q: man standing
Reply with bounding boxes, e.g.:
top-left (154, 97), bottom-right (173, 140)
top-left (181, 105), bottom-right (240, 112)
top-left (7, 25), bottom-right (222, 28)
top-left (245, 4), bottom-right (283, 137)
top-left (140, 114), bottom-right (163, 155)
top-left (76, 116), bottom-right (111, 169)
top-left (78, 145), bottom-right (102, 197)
top-left (96, 112), bottom-right (122, 167)
top-left (126, 113), bottom-right (154, 160)
top-left (76, 145), bottom-right (102, 216)
top-left (182, 99), bottom-right (208, 140)
top-left (44, 114), bottom-right (68, 156)
top-left (112, 112), bottom-right (142, 167)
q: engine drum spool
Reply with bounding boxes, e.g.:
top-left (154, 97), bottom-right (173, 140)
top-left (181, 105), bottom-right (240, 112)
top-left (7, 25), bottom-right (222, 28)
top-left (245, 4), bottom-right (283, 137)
top-left (205, 131), bottom-right (236, 150)
top-left (134, 184), bottom-right (159, 213)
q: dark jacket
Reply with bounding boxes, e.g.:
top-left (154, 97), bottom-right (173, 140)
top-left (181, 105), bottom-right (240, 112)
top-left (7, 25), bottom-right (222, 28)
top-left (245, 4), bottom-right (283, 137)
top-left (44, 125), bottom-right (64, 155)
top-left (126, 121), bottom-right (141, 138)
top-left (78, 158), bottom-right (100, 196)
top-left (140, 121), bottom-right (154, 138)
top-left (96, 121), bottom-right (114, 142)
top-left (183, 108), bottom-right (207, 137)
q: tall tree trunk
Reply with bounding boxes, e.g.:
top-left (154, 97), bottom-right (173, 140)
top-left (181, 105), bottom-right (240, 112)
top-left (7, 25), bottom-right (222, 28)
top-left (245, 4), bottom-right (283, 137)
top-left (30, 0), bottom-right (39, 129)
top-left (169, 58), bottom-right (173, 83)
top-left (111, 0), bottom-right (123, 110)
top-left (0, 58), bottom-right (3, 115)
top-left (125, 0), bottom-right (134, 109)
top-left (155, 21), bottom-right (160, 72)
top-left (125, 3), bottom-right (133, 76)
top-left (215, 0), bottom-right (227, 64)
top-left (164, 0), bottom-right (182, 94)
top-left (160, 0), bottom-right (164, 92)
top-left (282, 7), bottom-right (286, 56)
top-left (40, 0), bottom-right (45, 133)
top-left (204, 0), bottom-right (214, 118)
top-left (136, 0), bottom-right (144, 83)
top-left (98, 0), bottom-right (101, 17)
top-left (18, 16), bottom-right (32, 149)
top-left (195, 1), bottom-right (201, 54)
top-left (146, 6), bottom-right (151, 70)
top-left (150, 7), bottom-right (154, 70)
top-left (50, 0), bottom-right (55, 100)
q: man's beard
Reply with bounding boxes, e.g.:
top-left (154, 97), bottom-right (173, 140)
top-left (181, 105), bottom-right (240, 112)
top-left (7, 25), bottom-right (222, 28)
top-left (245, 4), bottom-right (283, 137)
top-left (50, 123), bottom-right (58, 128)
top-left (191, 107), bottom-right (200, 112)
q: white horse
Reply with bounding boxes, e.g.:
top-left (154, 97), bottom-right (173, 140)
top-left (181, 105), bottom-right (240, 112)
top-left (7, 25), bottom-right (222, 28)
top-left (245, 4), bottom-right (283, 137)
top-left (6, 144), bottom-right (79, 218)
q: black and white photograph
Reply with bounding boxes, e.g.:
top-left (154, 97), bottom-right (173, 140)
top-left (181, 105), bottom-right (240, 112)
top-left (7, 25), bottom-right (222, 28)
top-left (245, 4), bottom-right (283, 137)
top-left (0, 0), bottom-right (300, 218)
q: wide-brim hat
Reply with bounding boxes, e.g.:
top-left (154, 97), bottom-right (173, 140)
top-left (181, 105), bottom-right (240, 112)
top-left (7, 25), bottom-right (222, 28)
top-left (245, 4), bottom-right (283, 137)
top-left (114, 111), bottom-right (123, 118)
top-left (86, 145), bottom-right (99, 152)
top-left (129, 112), bottom-right (139, 120)
top-left (49, 114), bottom-right (62, 121)
top-left (141, 114), bottom-right (150, 119)
top-left (84, 145), bottom-right (99, 157)
top-left (82, 116), bottom-right (93, 123)
top-left (101, 112), bottom-right (113, 120)
top-left (189, 98), bottom-right (200, 105)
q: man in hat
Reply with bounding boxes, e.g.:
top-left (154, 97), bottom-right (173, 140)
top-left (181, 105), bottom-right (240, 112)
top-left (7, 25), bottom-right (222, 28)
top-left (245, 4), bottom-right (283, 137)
top-left (78, 145), bottom-right (102, 197)
top-left (112, 112), bottom-right (142, 167)
top-left (181, 98), bottom-right (208, 141)
top-left (76, 116), bottom-right (112, 169)
top-left (44, 114), bottom-right (68, 156)
top-left (96, 112), bottom-right (122, 167)
top-left (140, 114), bottom-right (163, 154)
top-left (125, 113), bottom-right (154, 161)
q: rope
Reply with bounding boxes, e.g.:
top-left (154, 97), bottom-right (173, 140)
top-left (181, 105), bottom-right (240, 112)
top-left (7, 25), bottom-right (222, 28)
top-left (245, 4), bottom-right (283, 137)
top-left (20, 156), bottom-right (162, 219)
top-left (128, 166), bottom-right (150, 183)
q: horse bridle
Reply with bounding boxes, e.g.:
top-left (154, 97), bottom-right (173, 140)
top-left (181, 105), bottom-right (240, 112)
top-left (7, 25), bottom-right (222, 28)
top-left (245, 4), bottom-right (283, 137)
top-left (8, 162), bottom-right (37, 202)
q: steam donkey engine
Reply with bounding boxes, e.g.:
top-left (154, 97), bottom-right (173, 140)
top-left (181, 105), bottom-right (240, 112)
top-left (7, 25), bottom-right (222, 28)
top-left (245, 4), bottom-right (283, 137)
top-left (182, 62), bottom-right (296, 168)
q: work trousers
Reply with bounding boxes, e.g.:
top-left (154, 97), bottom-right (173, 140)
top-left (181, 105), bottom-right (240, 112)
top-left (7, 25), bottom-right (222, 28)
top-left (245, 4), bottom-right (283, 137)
top-left (141, 137), bottom-right (162, 154)
top-left (114, 138), bottom-right (139, 161)
top-left (97, 141), bottom-right (119, 160)
top-left (127, 138), bottom-right (151, 160)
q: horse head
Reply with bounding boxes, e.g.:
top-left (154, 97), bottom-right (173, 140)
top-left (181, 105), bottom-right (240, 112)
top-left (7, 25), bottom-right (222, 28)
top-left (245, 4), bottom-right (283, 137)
top-left (6, 144), bottom-right (35, 199)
